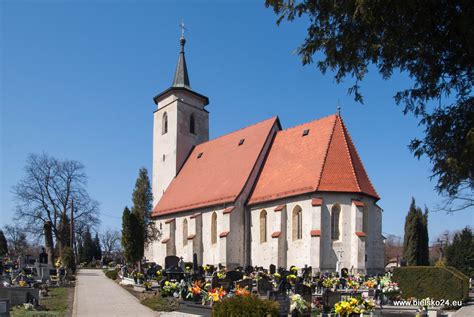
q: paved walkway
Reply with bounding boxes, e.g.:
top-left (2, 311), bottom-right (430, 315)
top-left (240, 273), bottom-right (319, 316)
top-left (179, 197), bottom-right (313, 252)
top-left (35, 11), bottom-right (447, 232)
top-left (73, 269), bottom-right (158, 317)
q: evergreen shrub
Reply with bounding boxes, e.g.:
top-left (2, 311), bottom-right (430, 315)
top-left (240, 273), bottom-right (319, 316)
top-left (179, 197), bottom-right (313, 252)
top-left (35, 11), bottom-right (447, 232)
top-left (212, 295), bottom-right (279, 317)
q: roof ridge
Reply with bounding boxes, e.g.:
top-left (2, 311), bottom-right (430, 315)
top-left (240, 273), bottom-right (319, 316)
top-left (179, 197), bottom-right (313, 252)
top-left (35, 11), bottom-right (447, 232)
top-left (195, 116), bottom-right (278, 147)
top-left (339, 115), bottom-right (380, 198)
top-left (315, 114), bottom-right (338, 191)
top-left (338, 115), bottom-right (361, 192)
top-left (278, 113), bottom-right (337, 133)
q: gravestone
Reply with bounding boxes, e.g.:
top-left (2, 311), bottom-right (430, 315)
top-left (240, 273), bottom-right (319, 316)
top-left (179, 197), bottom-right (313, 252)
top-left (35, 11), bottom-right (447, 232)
top-left (0, 299), bottom-right (10, 317)
top-left (257, 278), bottom-right (273, 297)
top-left (244, 265), bottom-right (254, 275)
top-left (296, 283), bottom-right (312, 305)
top-left (211, 276), bottom-right (219, 289)
top-left (269, 264), bottom-right (276, 275)
top-left (192, 253), bottom-right (198, 273)
top-left (165, 256), bottom-right (180, 269)
top-left (341, 268), bottom-right (349, 278)
top-left (323, 290), bottom-right (341, 309)
top-left (39, 248), bottom-right (47, 264)
top-left (235, 279), bottom-right (253, 290)
top-left (217, 277), bottom-right (232, 292)
top-left (226, 270), bottom-right (243, 283)
top-left (269, 290), bottom-right (290, 317)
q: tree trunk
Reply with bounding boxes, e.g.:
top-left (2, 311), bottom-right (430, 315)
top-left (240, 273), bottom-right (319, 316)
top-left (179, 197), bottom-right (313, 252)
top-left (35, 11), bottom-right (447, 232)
top-left (44, 221), bottom-right (55, 265)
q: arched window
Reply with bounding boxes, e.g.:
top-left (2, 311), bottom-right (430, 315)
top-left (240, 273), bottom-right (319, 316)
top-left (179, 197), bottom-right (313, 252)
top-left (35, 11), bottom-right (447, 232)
top-left (362, 206), bottom-right (368, 234)
top-left (183, 218), bottom-right (188, 247)
top-left (331, 204), bottom-right (341, 240)
top-left (162, 112), bottom-right (168, 134)
top-left (292, 205), bottom-right (303, 240)
top-left (190, 114), bottom-right (195, 134)
top-left (260, 210), bottom-right (267, 243)
top-left (211, 212), bottom-right (217, 244)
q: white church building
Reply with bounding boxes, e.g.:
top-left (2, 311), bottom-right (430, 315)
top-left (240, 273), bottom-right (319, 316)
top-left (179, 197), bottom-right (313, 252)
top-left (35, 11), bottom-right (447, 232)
top-left (146, 34), bottom-right (385, 274)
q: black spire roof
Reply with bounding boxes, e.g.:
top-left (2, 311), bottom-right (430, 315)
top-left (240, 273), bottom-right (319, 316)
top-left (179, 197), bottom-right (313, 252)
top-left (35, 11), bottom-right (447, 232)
top-left (172, 36), bottom-right (190, 88)
top-left (153, 32), bottom-right (209, 106)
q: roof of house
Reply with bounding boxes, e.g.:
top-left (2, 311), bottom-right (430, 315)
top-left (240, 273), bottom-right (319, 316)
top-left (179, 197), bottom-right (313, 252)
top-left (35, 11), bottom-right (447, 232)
top-left (248, 114), bottom-right (379, 205)
top-left (152, 117), bottom-right (278, 216)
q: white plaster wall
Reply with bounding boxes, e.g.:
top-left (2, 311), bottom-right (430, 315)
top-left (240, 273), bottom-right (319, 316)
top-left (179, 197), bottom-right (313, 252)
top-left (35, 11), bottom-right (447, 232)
top-left (249, 193), bottom-right (384, 273)
top-left (152, 90), bottom-right (209, 206)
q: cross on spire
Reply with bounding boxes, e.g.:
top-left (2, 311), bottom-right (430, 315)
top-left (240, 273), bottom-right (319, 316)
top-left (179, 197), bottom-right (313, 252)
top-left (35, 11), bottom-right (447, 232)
top-left (180, 20), bottom-right (187, 38)
top-left (337, 99), bottom-right (341, 115)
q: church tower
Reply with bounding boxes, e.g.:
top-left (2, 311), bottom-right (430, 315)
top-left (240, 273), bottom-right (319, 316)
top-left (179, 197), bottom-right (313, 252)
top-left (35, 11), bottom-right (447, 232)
top-left (152, 32), bottom-right (209, 205)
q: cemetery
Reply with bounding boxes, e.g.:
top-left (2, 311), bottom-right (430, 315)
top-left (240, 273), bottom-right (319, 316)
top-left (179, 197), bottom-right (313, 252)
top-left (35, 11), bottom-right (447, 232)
top-left (0, 248), bottom-right (74, 317)
top-left (103, 254), bottom-right (470, 316)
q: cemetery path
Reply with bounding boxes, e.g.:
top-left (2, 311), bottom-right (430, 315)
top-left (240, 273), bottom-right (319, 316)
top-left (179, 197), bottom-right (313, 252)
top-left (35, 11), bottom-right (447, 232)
top-left (73, 269), bottom-right (158, 317)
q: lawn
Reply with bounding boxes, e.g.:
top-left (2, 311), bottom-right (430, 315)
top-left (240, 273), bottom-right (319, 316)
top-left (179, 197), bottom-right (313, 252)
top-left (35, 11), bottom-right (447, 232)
top-left (11, 287), bottom-right (72, 317)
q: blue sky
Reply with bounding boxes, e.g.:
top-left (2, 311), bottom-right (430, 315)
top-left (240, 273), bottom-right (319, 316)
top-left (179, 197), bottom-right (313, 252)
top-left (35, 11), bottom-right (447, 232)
top-left (1, 0), bottom-right (472, 242)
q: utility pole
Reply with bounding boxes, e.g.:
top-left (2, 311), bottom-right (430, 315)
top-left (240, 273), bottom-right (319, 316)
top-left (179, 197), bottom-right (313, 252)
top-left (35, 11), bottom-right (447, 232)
top-left (70, 198), bottom-right (76, 263)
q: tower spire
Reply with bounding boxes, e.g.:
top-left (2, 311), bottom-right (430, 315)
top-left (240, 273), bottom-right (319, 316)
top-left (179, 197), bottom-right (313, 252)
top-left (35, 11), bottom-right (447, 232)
top-left (172, 21), bottom-right (190, 89)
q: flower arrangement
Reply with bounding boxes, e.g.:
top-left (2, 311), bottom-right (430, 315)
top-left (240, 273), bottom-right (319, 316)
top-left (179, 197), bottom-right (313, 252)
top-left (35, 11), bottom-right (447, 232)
top-left (143, 281), bottom-right (152, 290)
top-left (334, 297), bottom-right (375, 316)
top-left (187, 281), bottom-right (203, 299)
top-left (205, 287), bottom-right (227, 303)
top-left (155, 270), bottom-right (163, 279)
top-left (55, 258), bottom-right (62, 268)
top-left (322, 276), bottom-right (339, 289)
top-left (18, 280), bottom-right (27, 288)
top-left (216, 271), bottom-right (226, 279)
top-left (286, 274), bottom-right (297, 285)
top-left (161, 280), bottom-right (179, 297)
top-left (290, 294), bottom-right (309, 314)
top-left (234, 285), bottom-right (251, 297)
top-left (364, 278), bottom-right (377, 289)
top-left (347, 278), bottom-right (360, 290)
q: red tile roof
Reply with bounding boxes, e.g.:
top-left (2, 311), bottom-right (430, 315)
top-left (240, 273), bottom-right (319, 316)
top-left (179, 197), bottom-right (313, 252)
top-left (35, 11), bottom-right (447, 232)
top-left (152, 117), bottom-right (278, 216)
top-left (274, 204), bottom-right (285, 211)
top-left (311, 198), bottom-right (323, 206)
top-left (219, 231), bottom-right (230, 238)
top-left (271, 231), bottom-right (281, 238)
top-left (355, 231), bottom-right (367, 237)
top-left (248, 114), bottom-right (378, 204)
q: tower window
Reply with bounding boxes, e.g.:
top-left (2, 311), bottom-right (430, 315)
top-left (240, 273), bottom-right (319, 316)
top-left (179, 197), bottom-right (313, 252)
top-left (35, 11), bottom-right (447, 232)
top-left (197, 152), bottom-right (203, 159)
top-left (162, 112), bottom-right (168, 135)
top-left (238, 139), bottom-right (245, 146)
top-left (302, 129), bottom-right (310, 136)
top-left (162, 154), bottom-right (166, 162)
top-left (190, 114), bottom-right (195, 134)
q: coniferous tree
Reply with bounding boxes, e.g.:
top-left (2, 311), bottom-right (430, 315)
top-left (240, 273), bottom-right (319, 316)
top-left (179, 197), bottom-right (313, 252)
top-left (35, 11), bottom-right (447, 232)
top-left (82, 228), bottom-right (95, 263)
top-left (403, 198), bottom-right (430, 266)
top-left (131, 168), bottom-right (154, 260)
top-left (93, 232), bottom-right (102, 260)
top-left (446, 227), bottom-right (474, 277)
top-left (77, 240), bottom-right (85, 263)
top-left (420, 207), bottom-right (430, 265)
top-left (58, 212), bottom-right (71, 251)
top-left (0, 230), bottom-right (8, 256)
top-left (121, 206), bottom-right (141, 264)
top-left (44, 221), bottom-right (55, 264)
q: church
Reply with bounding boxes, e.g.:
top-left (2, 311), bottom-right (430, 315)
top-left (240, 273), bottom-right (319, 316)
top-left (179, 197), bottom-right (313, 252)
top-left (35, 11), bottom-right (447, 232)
top-left (146, 34), bottom-right (385, 274)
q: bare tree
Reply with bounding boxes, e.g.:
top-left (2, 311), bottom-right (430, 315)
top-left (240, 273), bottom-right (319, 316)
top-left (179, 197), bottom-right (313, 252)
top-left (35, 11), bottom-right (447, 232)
top-left (12, 153), bottom-right (100, 253)
top-left (100, 228), bottom-right (121, 257)
top-left (3, 224), bottom-right (29, 256)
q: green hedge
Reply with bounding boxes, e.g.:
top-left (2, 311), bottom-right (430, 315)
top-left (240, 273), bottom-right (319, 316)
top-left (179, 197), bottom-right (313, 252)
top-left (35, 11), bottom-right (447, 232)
top-left (105, 269), bottom-right (118, 280)
top-left (212, 296), bottom-right (279, 317)
top-left (393, 266), bottom-right (469, 302)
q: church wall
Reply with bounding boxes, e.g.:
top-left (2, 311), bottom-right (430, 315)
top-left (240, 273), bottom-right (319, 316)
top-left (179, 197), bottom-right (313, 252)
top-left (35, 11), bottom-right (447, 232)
top-left (249, 193), bottom-right (384, 273)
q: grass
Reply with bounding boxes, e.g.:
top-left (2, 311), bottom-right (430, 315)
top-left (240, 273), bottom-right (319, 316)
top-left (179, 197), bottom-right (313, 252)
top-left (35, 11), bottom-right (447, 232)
top-left (11, 287), bottom-right (71, 317)
top-left (140, 295), bottom-right (180, 312)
